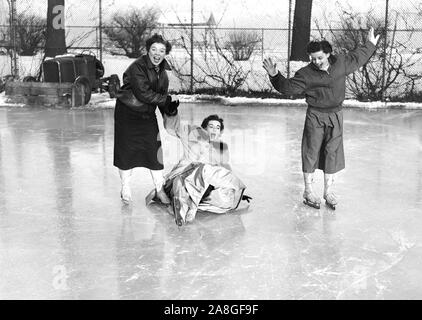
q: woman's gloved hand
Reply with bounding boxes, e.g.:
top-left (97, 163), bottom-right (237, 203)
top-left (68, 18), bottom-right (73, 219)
top-left (242, 195), bottom-right (252, 203)
top-left (164, 95), bottom-right (179, 116)
top-left (167, 99), bottom-right (179, 115)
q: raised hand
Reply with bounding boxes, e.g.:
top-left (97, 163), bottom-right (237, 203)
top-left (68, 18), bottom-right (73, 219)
top-left (263, 57), bottom-right (278, 77)
top-left (368, 27), bottom-right (380, 46)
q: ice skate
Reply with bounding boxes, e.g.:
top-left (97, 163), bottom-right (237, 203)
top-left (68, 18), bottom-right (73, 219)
top-left (324, 192), bottom-right (337, 210)
top-left (303, 190), bottom-right (321, 209)
top-left (156, 188), bottom-right (171, 205)
top-left (172, 197), bottom-right (184, 226)
top-left (119, 169), bottom-right (132, 205)
top-left (149, 170), bottom-right (171, 205)
top-left (145, 189), bottom-right (156, 205)
top-left (324, 173), bottom-right (337, 210)
top-left (145, 188), bottom-right (171, 206)
top-left (303, 172), bottom-right (321, 209)
top-left (120, 185), bottom-right (132, 205)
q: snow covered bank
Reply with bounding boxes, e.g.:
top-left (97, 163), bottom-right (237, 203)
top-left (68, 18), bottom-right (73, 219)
top-left (177, 94), bottom-right (422, 110)
top-left (1, 91), bottom-right (422, 110)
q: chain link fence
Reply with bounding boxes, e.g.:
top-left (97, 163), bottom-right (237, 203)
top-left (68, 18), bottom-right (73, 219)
top-left (1, 0), bottom-right (422, 101)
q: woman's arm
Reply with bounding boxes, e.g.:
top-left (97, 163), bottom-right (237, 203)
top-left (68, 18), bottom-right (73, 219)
top-left (220, 142), bottom-right (232, 170)
top-left (127, 63), bottom-right (168, 107)
top-left (263, 57), bottom-right (307, 95)
top-left (344, 27), bottom-right (379, 75)
top-left (343, 41), bottom-right (377, 75)
top-left (269, 70), bottom-right (307, 96)
top-left (163, 113), bottom-right (191, 139)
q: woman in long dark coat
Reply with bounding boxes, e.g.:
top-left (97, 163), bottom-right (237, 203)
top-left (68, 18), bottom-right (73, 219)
top-left (114, 34), bottom-right (179, 204)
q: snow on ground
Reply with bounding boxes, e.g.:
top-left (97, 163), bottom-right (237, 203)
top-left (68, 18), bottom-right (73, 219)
top-left (1, 91), bottom-right (422, 110)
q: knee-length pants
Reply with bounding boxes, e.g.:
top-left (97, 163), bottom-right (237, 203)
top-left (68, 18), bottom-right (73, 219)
top-left (301, 108), bottom-right (345, 174)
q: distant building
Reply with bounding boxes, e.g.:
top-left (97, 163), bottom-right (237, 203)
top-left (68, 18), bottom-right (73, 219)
top-left (156, 12), bottom-right (216, 50)
top-left (158, 12), bottom-right (216, 27)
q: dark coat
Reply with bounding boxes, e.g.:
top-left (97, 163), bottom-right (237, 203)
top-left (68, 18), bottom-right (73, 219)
top-left (116, 54), bottom-right (172, 114)
top-left (113, 54), bottom-right (176, 171)
top-left (270, 41), bottom-right (376, 112)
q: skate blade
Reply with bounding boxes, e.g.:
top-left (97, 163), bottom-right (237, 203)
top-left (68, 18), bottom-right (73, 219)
top-left (166, 205), bottom-right (175, 216)
top-left (145, 190), bottom-right (156, 206)
top-left (172, 199), bottom-right (184, 226)
top-left (121, 193), bottom-right (131, 205)
top-left (325, 201), bottom-right (336, 210)
top-left (303, 199), bottom-right (320, 209)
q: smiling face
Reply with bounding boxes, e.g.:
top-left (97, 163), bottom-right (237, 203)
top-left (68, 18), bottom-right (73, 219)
top-left (309, 50), bottom-right (330, 70)
top-left (205, 120), bottom-right (222, 141)
top-left (148, 42), bottom-right (166, 66)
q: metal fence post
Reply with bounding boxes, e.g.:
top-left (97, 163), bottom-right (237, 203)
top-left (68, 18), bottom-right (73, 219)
top-left (10, 0), bottom-right (18, 78)
top-left (261, 28), bottom-right (264, 61)
top-left (190, 0), bottom-right (194, 94)
top-left (287, 0), bottom-right (292, 79)
top-left (99, 0), bottom-right (103, 93)
top-left (99, 0), bottom-right (103, 64)
top-left (381, 0), bottom-right (389, 101)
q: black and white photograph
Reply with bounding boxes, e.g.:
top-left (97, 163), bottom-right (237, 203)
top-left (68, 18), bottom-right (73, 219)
top-left (0, 0), bottom-right (422, 305)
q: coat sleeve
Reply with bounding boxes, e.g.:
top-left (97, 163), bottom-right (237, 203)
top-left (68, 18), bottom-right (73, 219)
top-left (163, 113), bottom-right (191, 139)
top-left (127, 63), bottom-right (168, 107)
top-left (269, 69), bottom-right (307, 96)
top-left (157, 75), bottom-right (172, 116)
top-left (220, 142), bottom-right (231, 171)
top-left (343, 41), bottom-right (377, 75)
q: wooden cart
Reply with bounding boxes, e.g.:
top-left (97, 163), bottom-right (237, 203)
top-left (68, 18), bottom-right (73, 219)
top-left (4, 53), bottom-right (120, 107)
top-left (5, 79), bottom-right (88, 107)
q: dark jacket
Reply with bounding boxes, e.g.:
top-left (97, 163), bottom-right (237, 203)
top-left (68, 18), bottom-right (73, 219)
top-left (270, 41), bottom-right (376, 112)
top-left (116, 54), bottom-right (173, 114)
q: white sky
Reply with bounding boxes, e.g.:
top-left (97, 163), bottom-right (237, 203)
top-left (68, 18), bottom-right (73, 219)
top-left (2, 0), bottom-right (420, 28)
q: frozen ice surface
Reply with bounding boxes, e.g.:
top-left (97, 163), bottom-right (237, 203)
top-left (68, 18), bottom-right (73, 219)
top-left (0, 103), bottom-right (421, 299)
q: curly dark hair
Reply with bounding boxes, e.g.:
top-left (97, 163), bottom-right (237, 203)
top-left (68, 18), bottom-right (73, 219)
top-left (201, 114), bottom-right (224, 131)
top-left (306, 40), bottom-right (333, 54)
top-left (145, 33), bottom-right (172, 54)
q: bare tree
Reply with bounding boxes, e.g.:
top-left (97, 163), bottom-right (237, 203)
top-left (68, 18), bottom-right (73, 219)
top-left (168, 23), bottom-right (252, 94)
top-left (103, 7), bottom-right (160, 58)
top-left (225, 30), bottom-right (261, 61)
top-left (0, 9), bottom-right (46, 56)
top-left (316, 6), bottom-right (422, 100)
top-left (16, 13), bottom-right (46, 56)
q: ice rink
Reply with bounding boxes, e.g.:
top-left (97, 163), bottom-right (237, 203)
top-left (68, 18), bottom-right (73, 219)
top-left (0, 103), bottom-right (421, 299)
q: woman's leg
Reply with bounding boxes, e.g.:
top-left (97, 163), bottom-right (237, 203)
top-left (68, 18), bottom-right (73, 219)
top-left (324, 173), bottom-right (337, 209)
top-left (119, 169), bottom-right (133, 204)
top-left (322, 111), bottom-right (343, 210)
top-left (303, 172), bottom-right (321, 209)
top-left (301, 110), bottom-right (324, 209)
top-left (150, 170), bottom-right (170, 204)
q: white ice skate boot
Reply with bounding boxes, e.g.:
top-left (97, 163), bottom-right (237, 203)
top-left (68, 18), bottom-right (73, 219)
top-left (324, 173), bottom-right (338, 210)
top-left (150, 170), bottom-right (171, 205)
top-left (145, 187), bottom-right (171, 205)
top-left (155, 187), bottom-right (171, 205)
top-left (119, 169), bottom-right (132, 204)
top-left (303, 172), bottom-right (321, 209)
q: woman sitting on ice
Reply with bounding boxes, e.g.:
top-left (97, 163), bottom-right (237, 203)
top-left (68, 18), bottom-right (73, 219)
top-left (146, 107), bottom-right (251, 226)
